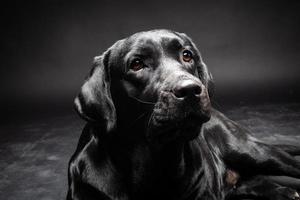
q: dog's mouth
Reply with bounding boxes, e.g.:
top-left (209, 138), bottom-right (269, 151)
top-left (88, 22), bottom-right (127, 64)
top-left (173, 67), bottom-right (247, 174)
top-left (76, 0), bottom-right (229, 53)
top-left (146, 91), bottom-right (211, 142)
top-left (147, 112), bottom-right (208, 143)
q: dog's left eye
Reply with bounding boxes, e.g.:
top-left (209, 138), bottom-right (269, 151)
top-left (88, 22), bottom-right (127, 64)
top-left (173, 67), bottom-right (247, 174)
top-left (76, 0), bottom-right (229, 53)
top-left (182, 50), bottom-right (193, 62)
top-left (130, 58), bottom-right (144, 71)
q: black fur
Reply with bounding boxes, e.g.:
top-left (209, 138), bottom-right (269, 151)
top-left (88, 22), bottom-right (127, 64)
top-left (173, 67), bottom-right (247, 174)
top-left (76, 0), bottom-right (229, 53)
top-left (67, 30), bottom-right (300, 200)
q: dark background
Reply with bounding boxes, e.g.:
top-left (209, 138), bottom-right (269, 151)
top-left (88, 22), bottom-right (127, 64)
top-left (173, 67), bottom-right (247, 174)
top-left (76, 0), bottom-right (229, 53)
top-left (2, 0), bottom-right (300, 121)
top-left (1, 1), bottom-right (300, 200)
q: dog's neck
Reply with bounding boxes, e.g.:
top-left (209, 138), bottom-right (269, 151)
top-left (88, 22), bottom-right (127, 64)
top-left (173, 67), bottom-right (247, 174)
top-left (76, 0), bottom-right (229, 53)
top-left (105, 127), bottom-right (224, 200)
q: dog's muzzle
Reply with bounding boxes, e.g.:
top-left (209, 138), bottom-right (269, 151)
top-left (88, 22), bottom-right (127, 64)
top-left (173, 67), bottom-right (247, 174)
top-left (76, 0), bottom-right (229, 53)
top-left (172, 79), bottom-right (211, 117)
top-left (147, 79), bottom-right (211, 142)
top-left (170, 79), bottom-right (211, 122)
top-left (172, 79), bottom-right (202, 99)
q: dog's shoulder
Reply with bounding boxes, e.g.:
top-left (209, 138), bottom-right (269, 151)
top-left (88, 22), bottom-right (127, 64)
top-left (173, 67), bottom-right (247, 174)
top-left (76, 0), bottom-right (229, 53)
top-left (203, 108), bottom-right (250, 140)
top-left (202, 109), bottom-right (231, 139)
top-left (68, 124), bottom-right (128, 199)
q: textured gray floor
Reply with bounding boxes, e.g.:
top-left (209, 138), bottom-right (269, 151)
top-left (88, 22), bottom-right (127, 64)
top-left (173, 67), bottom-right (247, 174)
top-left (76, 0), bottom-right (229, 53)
top-left (0, 103), bottom-right (300, 200)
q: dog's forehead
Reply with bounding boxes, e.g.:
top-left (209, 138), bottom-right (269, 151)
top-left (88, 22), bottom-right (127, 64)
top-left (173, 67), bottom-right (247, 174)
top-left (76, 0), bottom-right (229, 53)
top-left (139, 31), bottom-right (179, 41)
top-left (129, 30), bottom-right (186, 49)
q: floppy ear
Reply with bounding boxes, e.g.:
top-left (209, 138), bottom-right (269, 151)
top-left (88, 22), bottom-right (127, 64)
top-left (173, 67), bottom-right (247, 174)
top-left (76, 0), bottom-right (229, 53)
top-left (198, 61), bottom-right (215, 98)
top-left (74, 49), bottom-right (116, 132)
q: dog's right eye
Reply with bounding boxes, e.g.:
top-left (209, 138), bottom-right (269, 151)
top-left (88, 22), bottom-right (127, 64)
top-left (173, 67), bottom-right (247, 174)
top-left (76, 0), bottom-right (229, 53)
top-left (130, 58), bottom-right (144, 71)
top-left (182, 49), bottom-right (193, 62)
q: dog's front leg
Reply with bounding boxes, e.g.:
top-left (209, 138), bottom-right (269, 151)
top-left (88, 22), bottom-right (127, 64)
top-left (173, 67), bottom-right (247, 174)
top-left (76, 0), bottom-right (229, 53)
top-left (226, 176), bottom-right (300, 200)
top-left (224, 135), bottom-right (300, 179)
top-left (207, 110), bottom-right (300, 179)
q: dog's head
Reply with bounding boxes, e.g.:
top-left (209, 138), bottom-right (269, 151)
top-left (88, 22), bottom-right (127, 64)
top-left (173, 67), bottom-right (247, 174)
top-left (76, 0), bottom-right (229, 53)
top-left (75, 30), bottom-right (213, 142)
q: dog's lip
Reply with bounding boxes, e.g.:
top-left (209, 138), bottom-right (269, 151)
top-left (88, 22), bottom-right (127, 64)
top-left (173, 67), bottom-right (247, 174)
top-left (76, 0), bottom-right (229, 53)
top-left (147, 113), bottom-right (206, 142)
top-left (152, 110), bottom-right (211, 125)
top-left (151, 110), bottom-right (210, 128)
top-left (182, 112), bottom-right (211, 124)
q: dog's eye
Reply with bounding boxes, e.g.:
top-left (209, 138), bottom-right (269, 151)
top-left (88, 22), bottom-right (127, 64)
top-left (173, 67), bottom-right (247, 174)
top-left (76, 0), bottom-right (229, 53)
top-left (130, 58), bottom-right (144, 71)
top-left (182, 50), bottom-right (193, 62)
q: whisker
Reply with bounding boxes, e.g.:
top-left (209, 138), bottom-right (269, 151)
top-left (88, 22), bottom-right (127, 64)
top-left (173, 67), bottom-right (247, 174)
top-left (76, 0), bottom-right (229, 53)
top-left (128, 95), bottom-right (156, 105)
top-left (129, 111), bottom-right (150, 128)
top-left (147, 112), bottom-right (155, 129)
top-left (136, 112), bottom-right (149, 121)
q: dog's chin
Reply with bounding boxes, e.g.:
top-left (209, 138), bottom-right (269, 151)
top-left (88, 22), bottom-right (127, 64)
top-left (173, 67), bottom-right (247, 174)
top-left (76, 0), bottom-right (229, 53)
top-left (146, 112), bottom-right (210, 143)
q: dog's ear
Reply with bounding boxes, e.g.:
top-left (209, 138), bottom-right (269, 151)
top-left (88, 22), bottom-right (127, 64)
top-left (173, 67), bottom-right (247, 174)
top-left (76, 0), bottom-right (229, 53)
top-left (198, 61), bottom-right (215, 98)
top-left (74, 49), bottom-right (116, 132)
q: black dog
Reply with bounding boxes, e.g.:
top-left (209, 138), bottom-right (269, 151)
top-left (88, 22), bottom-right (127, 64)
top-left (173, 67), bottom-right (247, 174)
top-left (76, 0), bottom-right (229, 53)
top-left (67, 29), bottom-right (300, 200)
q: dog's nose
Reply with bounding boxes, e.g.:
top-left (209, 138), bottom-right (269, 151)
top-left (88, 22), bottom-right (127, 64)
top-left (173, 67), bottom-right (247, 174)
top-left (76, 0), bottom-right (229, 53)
top-left (173, 80), bottom-right (202, 98)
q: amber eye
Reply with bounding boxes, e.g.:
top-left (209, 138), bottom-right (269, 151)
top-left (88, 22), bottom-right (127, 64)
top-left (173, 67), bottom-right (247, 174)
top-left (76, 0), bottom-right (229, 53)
top-left (182, 49), bottom-right (193, 62)
top-left (130, 58), bottom-right (144, 71)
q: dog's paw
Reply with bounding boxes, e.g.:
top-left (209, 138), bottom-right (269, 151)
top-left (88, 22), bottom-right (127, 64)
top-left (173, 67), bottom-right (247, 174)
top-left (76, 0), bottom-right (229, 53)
top-left (272, 187), bottom-right (300, 200)
top-left (293, 191), bottom-right (300, 200)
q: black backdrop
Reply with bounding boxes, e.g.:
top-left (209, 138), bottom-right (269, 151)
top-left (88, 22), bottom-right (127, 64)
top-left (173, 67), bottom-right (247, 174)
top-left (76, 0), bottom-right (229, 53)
top-left (2, 0), bottom-right (300, 120)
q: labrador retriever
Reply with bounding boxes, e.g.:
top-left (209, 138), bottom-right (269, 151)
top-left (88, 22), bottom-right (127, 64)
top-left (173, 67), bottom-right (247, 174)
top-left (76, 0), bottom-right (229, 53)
top-left (67, 29), bottom-right (300, 200)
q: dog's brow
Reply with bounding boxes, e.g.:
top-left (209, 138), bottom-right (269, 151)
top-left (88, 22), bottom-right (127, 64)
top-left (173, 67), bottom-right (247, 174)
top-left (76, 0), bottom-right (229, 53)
top-left (128, 38), bottom-right (161, 58)
top-left (169, 38), bottom-right (182, 47)
top-left (136, 46), bottom-right (156, 56)
top-left (163, 38), bottom-right (183, 51)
